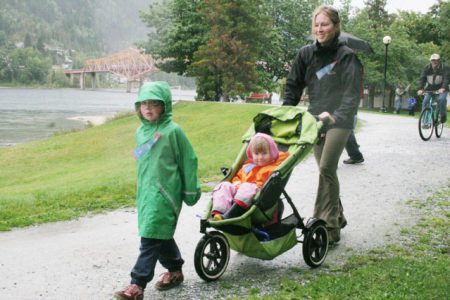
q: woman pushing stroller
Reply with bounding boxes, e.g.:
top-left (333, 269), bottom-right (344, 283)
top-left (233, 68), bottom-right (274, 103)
top-left (211, 133), bottom-right (288, 221)
top-left (283, 5), bottom-right (363, 244)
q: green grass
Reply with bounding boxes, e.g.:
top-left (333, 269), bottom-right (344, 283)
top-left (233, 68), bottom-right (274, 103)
top-left (0, 101), bottom-right (269, 231)
top-left (237, 188), bottom-right (450, 300)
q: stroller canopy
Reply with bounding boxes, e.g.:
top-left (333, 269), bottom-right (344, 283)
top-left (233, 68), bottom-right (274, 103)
top-left (242, 106), bottom-right (319, 146)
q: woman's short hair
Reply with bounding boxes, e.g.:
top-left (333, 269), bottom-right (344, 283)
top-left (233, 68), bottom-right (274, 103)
top-left (311, 5), bottom-right (341, 39)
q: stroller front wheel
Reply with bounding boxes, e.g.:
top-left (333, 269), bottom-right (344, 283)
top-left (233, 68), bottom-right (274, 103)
top-left (194, 231), bottom-right (230, 281)
top-left (302, 221), bottom-right (329, 268)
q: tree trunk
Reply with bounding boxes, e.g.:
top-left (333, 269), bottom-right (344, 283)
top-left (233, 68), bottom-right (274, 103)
top-left (278, 78), bottom-right (286, 102)
top-left (388, 88), bottom-right (394, 109)
top-left (368, 84), bottom-right (375, 108)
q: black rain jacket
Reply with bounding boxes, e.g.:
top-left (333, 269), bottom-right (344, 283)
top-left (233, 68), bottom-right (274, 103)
top-left (283, 37), bottom-right (363, 129)
top-left (418, 62), bottom-right (449, 92)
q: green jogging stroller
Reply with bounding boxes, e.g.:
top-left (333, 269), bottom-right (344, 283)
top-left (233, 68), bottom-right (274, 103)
top-left (194, 106), bottom-right (329, 282)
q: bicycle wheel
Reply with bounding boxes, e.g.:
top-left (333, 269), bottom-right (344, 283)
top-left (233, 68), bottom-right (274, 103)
top-left (419, 108), bottom-right (434, 141)
top-left (435, 111), bottom-right (444, 138)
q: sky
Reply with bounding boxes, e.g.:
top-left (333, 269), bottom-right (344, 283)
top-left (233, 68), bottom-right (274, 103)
top-left (350, 0), bottom-right (440, 14)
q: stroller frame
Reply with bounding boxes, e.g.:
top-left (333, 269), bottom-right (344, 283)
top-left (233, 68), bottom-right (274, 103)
top-left (194, 107), bottom-right (329, 282)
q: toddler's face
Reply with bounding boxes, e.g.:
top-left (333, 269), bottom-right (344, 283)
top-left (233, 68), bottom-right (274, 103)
top-left (140, 100), bottom-right (164, 122)
top-left (252, 149), bottom-right (272, 166)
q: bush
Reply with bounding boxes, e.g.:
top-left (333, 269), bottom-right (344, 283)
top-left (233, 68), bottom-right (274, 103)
top-left (47, 70), bottom-right (72, 87)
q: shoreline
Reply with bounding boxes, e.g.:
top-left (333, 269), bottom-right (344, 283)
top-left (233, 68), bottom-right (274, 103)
top-left (67, 115), bottom-right (111, 126)
top-left (0, 115), bottom-right (111, 149)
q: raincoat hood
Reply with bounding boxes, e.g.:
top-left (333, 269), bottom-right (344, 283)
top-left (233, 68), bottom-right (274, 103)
top-left (135, 81), bottom-right (173, 124)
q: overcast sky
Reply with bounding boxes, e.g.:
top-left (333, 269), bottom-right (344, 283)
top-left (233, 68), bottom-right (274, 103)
top-left (350, 0), bottom-right (439, 14)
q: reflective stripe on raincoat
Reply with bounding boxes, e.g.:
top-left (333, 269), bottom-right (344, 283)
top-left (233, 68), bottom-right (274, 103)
top-left (134, 81), bottom-right (201, 239)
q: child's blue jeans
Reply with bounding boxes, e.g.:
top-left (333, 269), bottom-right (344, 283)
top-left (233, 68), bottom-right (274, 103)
top-left (130, 237), bottom-right (184, 289)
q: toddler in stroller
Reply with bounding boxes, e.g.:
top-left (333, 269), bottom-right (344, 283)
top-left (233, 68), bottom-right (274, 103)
top-left (194, 106), bottom-right (330, 282)
top-left (211, 133), bottom-right (289, 222)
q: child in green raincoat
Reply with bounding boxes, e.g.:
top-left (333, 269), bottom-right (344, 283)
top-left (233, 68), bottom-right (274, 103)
top-left (115, 81), bottom-right (201, 300)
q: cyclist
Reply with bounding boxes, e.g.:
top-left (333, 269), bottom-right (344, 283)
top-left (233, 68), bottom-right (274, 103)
top-left (417, 53), bottom-right (449, 123)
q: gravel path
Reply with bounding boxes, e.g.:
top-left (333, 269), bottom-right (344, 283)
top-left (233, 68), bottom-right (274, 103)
top-left (1, 112), bottom-right (449, 300)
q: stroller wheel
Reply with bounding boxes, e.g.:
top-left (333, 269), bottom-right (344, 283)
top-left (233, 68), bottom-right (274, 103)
top-left (302, 221), bottom-right (329, 268)
top-left (194, 231), bottom-right (230, 281)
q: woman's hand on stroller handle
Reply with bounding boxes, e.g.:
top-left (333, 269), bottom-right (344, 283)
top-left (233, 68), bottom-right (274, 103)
top-left (313, 112), bottom-right (336, 126)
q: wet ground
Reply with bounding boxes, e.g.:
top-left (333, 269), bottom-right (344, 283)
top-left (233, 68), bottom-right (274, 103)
top-left (0, 112), bottom-right (449, 299)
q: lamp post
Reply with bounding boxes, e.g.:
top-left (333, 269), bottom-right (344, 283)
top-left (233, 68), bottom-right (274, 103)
top-left (380, 35), bottom-right (392, 112)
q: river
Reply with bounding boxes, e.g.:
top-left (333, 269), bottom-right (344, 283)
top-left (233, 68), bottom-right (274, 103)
top-left (0, 87), bottom-right (196, 148)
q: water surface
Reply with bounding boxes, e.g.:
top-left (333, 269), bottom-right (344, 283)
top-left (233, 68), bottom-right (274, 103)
top-left (0, 88), bottom-right (195, 148)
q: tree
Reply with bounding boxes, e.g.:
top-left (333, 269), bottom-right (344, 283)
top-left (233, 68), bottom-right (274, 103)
top-left (344, 0), bottom-right (396, 108)
top-left (139, 0), bottom-right (207, 76)
top-left (430, 0), bottom-right (450, 60)
top-left (399, 12), bottom-right (440, 46)
top-left (24, 33), bottom-right (32, 48)
top-left (36, 34), bottom-right (46, 53)
top-left (363, 0), bottom-right (390, 29)
top-left (140, 0), bottom-right (328, 99)
top-left (189, 0), bottom-right (271, 101)
top-left (337, 0), bottom-right (352, 26)
top-left (9, 48), bottom-right (51, 84)
top-left (258, 0), bottom-right (322, 92)
top-left (346, 2), bottom-right (443, 110)
top-left (141, 0), bottom-right (273, 101)
top-left (0, 31), bottom-right (7, 47)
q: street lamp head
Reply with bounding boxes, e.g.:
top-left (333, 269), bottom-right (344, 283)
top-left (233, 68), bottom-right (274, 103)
top-left (383, 36), bottom-right (392, 45)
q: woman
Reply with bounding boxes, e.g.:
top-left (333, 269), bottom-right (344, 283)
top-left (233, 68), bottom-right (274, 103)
top-left (283, 5), bottom-right (363, 244)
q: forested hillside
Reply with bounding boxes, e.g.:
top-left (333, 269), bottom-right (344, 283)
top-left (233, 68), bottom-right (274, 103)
top-left (0, 0), bottom-right (157, 85)
top-left (0, 0), bottom-right (151, 53)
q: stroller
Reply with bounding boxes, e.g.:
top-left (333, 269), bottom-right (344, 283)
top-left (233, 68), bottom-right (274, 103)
top-left (194, 106), bottom-right (329, 282)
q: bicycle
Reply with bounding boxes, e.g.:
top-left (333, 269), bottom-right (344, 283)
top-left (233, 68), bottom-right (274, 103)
top-left (418, 91), bottom-right (444, 141)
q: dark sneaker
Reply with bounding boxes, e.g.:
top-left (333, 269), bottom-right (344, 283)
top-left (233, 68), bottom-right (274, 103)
top-left (114, 284), bottom-right (144, 300)
top-left (343, 157), bottom-right (364, 164)
top-left (155, 270), bottom-right (184, 291)
top-left (339, 217), bottom-right (347, 229)
top-left (440, 115), bottom-right (447, 124)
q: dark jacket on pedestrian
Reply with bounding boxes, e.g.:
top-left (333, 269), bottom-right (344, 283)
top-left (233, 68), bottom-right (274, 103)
top-left (283, 36), bottom-right (363, 129)
top-left (418, 61), bottom-right (449, 92)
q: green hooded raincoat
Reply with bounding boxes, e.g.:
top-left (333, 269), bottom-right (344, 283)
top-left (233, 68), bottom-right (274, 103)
top-left (134, 81), bottom-right (201, 239)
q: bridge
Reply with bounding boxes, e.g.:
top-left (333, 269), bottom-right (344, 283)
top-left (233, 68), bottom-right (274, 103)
top-left (64, 48), bottom-right (158, 92)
